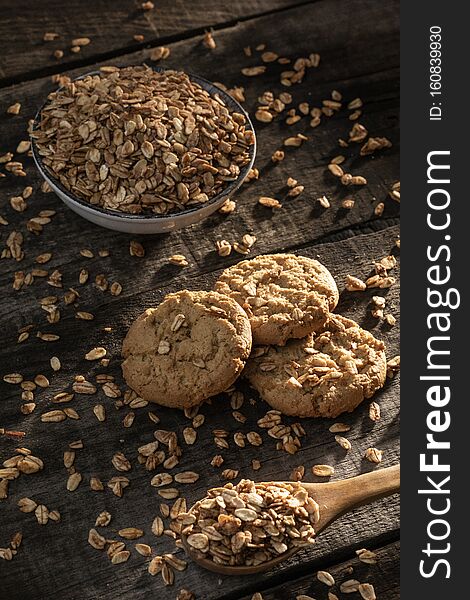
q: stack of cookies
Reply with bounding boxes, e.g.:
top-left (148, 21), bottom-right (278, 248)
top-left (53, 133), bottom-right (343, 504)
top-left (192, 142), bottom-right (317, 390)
top-left (121, 253), bottom-right (387, 418)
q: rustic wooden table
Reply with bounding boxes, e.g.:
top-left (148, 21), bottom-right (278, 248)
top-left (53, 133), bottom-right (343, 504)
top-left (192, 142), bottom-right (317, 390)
top-left (0, 1), bottom-right (400, 598)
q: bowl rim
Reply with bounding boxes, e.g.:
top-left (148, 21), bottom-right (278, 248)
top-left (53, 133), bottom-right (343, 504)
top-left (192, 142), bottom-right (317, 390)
top-left (30, 64), bottom-right (257, 222)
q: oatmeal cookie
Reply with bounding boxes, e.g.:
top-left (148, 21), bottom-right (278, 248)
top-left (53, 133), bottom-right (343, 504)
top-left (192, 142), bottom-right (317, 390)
top-left (214, 254), bottom-right (339, 345)
top-left (244, 314), bottom-right (386, 418)
top-left (122, 290), bottom-right (252, 408)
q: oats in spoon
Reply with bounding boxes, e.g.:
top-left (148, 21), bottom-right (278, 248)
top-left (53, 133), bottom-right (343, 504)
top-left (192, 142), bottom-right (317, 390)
top-left (179, 479), bottom-right (318, 567)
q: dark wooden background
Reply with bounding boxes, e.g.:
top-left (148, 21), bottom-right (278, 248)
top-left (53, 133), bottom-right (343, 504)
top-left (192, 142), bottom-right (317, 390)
top-left (0, 1), bottom-right (400, 598)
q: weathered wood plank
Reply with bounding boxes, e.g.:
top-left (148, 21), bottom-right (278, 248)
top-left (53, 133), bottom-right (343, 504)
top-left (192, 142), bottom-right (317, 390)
top-left (0, 0), bottom-right (308, 85)
top-left (0, 225), bottom-right (399, 599)
top-left (238, 541), bottom-right (400, 600)
top-left (0, 0), bottom-right (399, 326)
top-left (0, 1), bottom-right (399, 597)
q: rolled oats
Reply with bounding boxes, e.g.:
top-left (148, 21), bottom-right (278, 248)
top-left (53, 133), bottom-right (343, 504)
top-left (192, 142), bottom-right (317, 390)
top-left (67, 472), bottom-right (82, 491)
top-left (33, 67), bottom-right (254, 215)
top-left (88, 528), bottom-right (106, 549)
top-left (95, 511), bottom-right (112, 527)
top-left (111, 550), bottom-right (131, 564)
top-left (340, 580), bottom-right (361, 593)
top-left (183, 480), bottom-right (318, 566)
top-left (335, 435), bottom-right (352, 451)
top-left (118, 527), bottom-right (143, 540)
top-left (135, 543), bottom-right (152, 556)
top-left (356, 548), bottom-right (378, 564)
top-left (369, 402), bottom-right (381, 422)
top-left (312, 464), bottom-right (335, 477)
top-left (345, 275), bottom-right (367, 291)
top-left (317, 570), bottom-right (335, 586)
top-left (359, 583), bottom-right (376, 600)
top-left (203, 31), bottom-right (216, 50)
top-left (364, 447), bottom-right (383, 464)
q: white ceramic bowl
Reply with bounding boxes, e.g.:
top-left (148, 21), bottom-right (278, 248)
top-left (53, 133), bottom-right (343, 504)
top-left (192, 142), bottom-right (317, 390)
top-left (31, 67), bottom-right (257, 234)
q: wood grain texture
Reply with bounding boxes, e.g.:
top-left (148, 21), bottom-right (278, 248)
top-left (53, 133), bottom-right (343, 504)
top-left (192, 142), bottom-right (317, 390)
top-left (0, 0), bottom-right (307, 85)
top-left (0, 0), bottom-right (399, 285)
top-left (0, 0), bottom-right (399, 597)
top-left (238, 541), bottom-right (400, 600)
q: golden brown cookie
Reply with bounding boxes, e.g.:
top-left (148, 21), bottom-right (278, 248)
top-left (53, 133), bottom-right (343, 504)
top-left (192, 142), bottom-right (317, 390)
top-left (244, 314), bottom-right (386, 418)
top-left (122, 290), bottom-right (252, 408)
top-left (214, 253), bottom-right (339, 346)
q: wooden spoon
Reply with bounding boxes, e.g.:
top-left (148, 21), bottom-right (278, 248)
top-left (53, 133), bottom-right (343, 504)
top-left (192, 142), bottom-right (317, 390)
top-left (181, 464), bottom-right (400, 575)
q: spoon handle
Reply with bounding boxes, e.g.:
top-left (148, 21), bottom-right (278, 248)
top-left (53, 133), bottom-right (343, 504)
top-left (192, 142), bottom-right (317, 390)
top-left (325, 463), bottom-right (400, 515)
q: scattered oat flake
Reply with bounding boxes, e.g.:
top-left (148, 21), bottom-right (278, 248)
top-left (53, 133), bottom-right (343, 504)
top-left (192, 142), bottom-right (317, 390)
top-left (317, 195), bottom-right (330, 208)
top-left (256, 109), bottom-right (274, 123)
top-left (358, 583), bottom-right (376, 600)
top-left (284, 135), bottom-right (306, 147)
top-left (261, 51), bottom-right (278, 63)
top-left (364, 447), bottom-right (383, 464)
top-left (135, 543), bottom-right (152, 556)
top-left (35, 504), bottom-right (49, 525)
top-left (88, 528), bottom-right (106, 549)
top-left (72, 37), bottom-right (91, 46)
top-left (215, 239), bottom-right (231, 257)
top-left (271, 149), bottom-right (285, 161)
top-left (41, 409), bottom-right (66, 423)
top-left (169, 254), bottom-right (189, 267)
top-left (149, 46), bottom-right (170, 61)
top-left (259, 196), bottom-right (282, 209)
top-left (203, 31), bottom-right (216, 49)
top-left (369, 402), bottom-right (381, 422)
top-left (345, 275), bottom-right (366, 291)
top-left (16, 140), bottom-right (31, 154)
top-left (374, 202), bottom-right (385, 216)
top-left (110, 281), bottom-right (122, 296)
top-left (242, 66), bottom-right (266, 76)
top-left (43, 32), bottom-right (59, 41)
top-left (317, 570), bottom-right (335, 586)
top-left (18, 497), bottom-right (38, 513)
top-left (356, 548), bottom-right (378, 564)
top-left (328, 163), bottom-right (344, 178)
top-left (360, 137), bottom-right (392, 156)
top-left (130, 241), bottom-right (145, 257)
top-left (387, 355), bottom-right (400, 377)
top-left (219, 199), bottom-right (236, 214)
top-left (112, 550), bottom-right (131, 564)
top-left (119, 527), bottom-right (143, 540)
top-left (312, 464), bottom-right (335, 477)
top-left (7, 103), bottom-right (21, 115)
top-left (335, 435), bottom-right (352, 451)
top-left (85, 347), bottom-right (107, 361)
top-left (340, 580), bottom-right (360, 594)
top-left (67, 472), bottom-right (82, 491)
top-left (329, 422), bottom-right (351, 433)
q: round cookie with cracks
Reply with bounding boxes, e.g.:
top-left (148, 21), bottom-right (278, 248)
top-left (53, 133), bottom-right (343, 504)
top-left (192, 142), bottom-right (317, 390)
top-left (122, 290), bottom-right (252, 408)
top-left (215, 253), bottom-right (339, 346)
top-left (244, 314), bottom-right (386, 418)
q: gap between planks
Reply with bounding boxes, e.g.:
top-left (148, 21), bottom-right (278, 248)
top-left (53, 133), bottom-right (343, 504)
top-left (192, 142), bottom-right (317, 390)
top-left (232, 538), bottom-right (400, 600)
top-left (0, 0), bottom-right (318, 89)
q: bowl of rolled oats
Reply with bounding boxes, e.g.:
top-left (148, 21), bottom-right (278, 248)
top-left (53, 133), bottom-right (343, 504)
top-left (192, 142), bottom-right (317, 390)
top-left (30, 65), bottom-right (256, 234)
